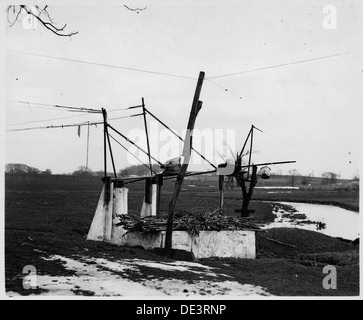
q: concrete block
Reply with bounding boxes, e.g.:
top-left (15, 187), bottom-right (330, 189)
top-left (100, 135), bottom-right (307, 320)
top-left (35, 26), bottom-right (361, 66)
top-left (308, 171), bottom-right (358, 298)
top-left (118, 230), bottom-right (256, 259)
top-left (87, 182), bottom-right (114, 242)
top-left (122, 231), bottom-right (164, 250)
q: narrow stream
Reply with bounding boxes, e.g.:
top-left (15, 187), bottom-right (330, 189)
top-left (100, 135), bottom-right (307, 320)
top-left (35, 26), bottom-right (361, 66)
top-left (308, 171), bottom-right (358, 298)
top-left (264, 202), bottom-right (359, 241)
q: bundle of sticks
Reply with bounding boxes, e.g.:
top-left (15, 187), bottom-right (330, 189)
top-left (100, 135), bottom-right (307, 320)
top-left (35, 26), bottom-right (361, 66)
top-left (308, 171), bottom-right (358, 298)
top-left (115, 209), bottom-right (262, 236)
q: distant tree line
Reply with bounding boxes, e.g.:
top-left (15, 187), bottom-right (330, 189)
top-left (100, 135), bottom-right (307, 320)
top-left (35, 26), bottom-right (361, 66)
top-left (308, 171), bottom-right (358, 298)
top-left (5, 163), bottom-right (161, 177)
top-left (72, 166), bottom-right (94, 176)
top-left (71, 164), bottom-right (161, 177)
top-left (321, 172), bottom-right (340, 185)
top-left (5, 163), bottom-right (352, 185)
top-left (5, 163), bottom-right (52, 175)
top-left (286, 169), bottom-right (342, 186)
top-left (119, 164), bottom-right (161, 177)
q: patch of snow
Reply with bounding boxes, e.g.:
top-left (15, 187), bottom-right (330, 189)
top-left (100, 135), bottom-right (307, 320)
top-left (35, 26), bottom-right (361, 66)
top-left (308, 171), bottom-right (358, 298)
top-left (13, 254), bottom-right (272, 297)
top-left (124, 259), bottom-right (230, 278)
top-left (267, 191), bottom-right (292, 194)
top-left (142, 279), bottom-right (271, 297)
top-left (255, 186), bottom-right (299, 189)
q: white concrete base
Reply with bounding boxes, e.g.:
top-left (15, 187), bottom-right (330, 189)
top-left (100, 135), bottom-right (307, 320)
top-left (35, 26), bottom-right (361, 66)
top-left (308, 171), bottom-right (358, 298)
top-left (87, 184), bottom-right (128, 244)
top-left (120, 230), bottom-right (256, 259)
top-left (87, 183), bottom-right (114, 242)
top-left (87, 184), bottom-right (256, 259)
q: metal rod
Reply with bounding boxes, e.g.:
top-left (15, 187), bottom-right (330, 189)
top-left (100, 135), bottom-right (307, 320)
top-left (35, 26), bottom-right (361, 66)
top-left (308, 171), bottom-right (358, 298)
top-left (145, 107), bottom-right (217, 169)
top-left (107, 123), bottom-right (163, 166)
top-left (163, 169), bottom-right (216, 180)
top-left (113, 177), bottom-right (148, 185)
top-left (240, 160), bottom-right (296, 168)
top-left (127, 104), bottom-right (144, 110)
top-left (109, 134), bottom-right (157, 175)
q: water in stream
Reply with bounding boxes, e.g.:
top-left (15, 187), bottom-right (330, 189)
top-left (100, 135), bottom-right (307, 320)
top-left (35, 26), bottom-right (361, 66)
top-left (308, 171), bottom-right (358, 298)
top-left (264, 202), bottom-right (359, 241)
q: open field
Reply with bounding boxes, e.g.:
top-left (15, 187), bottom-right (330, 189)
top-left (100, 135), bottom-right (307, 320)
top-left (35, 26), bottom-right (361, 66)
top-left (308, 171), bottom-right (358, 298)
top-left (4, 174), bottom-right (360, 297)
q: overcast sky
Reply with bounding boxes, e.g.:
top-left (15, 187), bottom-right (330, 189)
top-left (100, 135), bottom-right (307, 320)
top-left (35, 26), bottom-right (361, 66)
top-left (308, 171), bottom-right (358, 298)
top-left (1, 0), bottom-right (361, 178)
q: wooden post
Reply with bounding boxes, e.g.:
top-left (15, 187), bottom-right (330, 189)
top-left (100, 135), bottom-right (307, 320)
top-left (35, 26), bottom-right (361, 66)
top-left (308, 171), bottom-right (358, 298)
top-left (247, 126), bottom-right (254, 181)
top-left (144, 177), bottom-right (152, 204)
top-left (142, 97), bottom-right (153, 175)
top-left (140, 177), bottom-right (153, 217)
top-left (156, 174), bottom-right (163, 218)
top-left (85, 121), bottom-right (90, 171)
top-left (164, 71), bottom-right (205, 257)
top-left (241, 165), bottom-right (257, 217)
top-left (103, 176), bottom-right (111, 203)
top-left (219, 175), bottom-right (224, 215)
top-left (102, 108), bottom-right (107, 178)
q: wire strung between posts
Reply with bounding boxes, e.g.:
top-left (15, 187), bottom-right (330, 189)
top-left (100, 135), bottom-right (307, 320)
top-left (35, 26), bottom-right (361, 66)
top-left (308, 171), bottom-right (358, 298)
top-left (261, 129), bottom-right (337, 163)
top-left (6, 112), bottom-right (143, 132)
top-left (7, 113), bottom-right (98, 127)
top-left (8, 99), bottom-right (148, 117)
top-left (206, 52), bottom-right (349, 79)
top-left (9, 50), bottom-right (197, 80)
top-left (6, 121), bottom-right (103, 132)
top-left (108, 134), bottom-right (157, 175)
top-left (8, 100), bottom-right (102, 113)
top-left (144, 107), bottom-right (217, 169)
top-left (205, 78), bottom-right (316, 138)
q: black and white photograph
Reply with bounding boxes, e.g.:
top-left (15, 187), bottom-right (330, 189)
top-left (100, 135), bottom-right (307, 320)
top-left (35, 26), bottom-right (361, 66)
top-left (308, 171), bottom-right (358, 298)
top-left (1, 0), bottom-right (361, 303)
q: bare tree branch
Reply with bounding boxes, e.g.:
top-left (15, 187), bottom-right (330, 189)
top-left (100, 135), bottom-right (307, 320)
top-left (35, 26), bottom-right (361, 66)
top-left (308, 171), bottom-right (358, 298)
top-left (35, 5), bottom-right (55, 25)
top-left (22, 5), bottom-right (78, 37)
top-left (7, 6), bottom-right (22, 27)
top-left (6, 5), bottom-right (78, 37)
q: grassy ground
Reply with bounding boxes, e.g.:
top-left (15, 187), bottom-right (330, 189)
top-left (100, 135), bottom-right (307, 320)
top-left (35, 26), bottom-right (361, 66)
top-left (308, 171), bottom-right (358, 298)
top-left (4, 174), bottom-right (360, 297)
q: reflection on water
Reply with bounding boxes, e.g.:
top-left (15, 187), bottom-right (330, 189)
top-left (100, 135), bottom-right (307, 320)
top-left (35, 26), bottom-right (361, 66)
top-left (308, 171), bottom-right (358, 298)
top-left (263, 202), bottom-right (359, 241)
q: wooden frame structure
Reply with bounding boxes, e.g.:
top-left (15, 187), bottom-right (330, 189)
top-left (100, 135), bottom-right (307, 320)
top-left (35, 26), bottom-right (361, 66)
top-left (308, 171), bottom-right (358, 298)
top-left (93, 70), bottom-right (295, 257)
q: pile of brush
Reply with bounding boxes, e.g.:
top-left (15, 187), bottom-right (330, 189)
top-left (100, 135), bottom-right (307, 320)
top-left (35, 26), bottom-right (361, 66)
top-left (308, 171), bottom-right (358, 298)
top-left (115, 209), bottom-right (262, 236)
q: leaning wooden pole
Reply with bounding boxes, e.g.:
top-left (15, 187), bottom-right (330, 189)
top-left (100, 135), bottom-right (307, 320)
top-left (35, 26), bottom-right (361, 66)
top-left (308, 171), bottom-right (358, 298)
top-left (247, 125), bottom-right (254, 181)
top-left (164, 71), bottom-right (205, 257)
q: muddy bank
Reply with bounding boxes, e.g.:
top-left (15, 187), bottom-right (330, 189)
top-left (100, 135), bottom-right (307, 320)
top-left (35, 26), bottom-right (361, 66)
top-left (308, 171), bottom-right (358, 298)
top-left (256, 227), bottom-right (357, 259)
